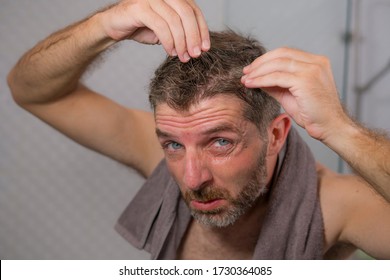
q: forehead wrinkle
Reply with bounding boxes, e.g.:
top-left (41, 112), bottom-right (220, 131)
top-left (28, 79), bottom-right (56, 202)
top-left (203, 124), bottom-right (237, 134)
top-left (156, 120), bottom-right (245, 139)
top-left (156, 107), bottom-right (244, 127)
top-left (155, 95), bottom-right (248, 132)
top-left (156, 113), bottom-right (237, 130)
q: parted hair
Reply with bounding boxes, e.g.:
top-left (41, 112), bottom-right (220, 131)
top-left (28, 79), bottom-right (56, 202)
top-left (149, 30), bottom-right (281, 134)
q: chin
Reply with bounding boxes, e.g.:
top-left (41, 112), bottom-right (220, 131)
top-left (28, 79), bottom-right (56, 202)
top-left (191, 206), bottom-right (245, 228)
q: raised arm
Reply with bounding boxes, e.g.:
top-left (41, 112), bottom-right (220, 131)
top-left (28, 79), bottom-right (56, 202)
top-left (242, 47), bottom-right (390, 202)
top-left (7, 0), bottom-right (210, 177)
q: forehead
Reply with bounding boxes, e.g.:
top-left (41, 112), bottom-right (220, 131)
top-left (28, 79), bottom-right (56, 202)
top-left (154, 95), bottom-right (248, 132)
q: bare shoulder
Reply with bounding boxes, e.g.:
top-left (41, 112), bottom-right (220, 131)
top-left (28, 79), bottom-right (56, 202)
top-left (317, 163), bottom-right (377, 204)
top-left (317, 162), bottom-right (390, 259)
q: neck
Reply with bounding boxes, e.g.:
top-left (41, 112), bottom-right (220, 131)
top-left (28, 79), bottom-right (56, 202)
top-left (195, 193), bottom-right (269, 257)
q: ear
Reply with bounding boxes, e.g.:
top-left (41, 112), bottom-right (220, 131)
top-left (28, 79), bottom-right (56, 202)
top-left (266, 113), bottom-right (291, 156)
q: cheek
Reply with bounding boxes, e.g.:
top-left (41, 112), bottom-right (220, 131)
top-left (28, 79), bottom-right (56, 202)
top-left (210, 151), bottom-right (261, 192)
top-left (165, 160), bottom-right (184, 184)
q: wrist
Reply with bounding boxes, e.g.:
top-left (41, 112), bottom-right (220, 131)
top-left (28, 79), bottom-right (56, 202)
top-left (84, 13), bottom-right (118, 51)
top-left (92, 5), bottom-right (135, 43)
top-left (321, 114), bottom-right (360, 154)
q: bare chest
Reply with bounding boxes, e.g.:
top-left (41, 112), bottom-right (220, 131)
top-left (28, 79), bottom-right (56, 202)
top-left (176, 220), bottom-right (258, 260)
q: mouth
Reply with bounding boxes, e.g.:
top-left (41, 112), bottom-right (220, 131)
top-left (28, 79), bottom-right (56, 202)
top-left (190, 199), bottom-right (226, 212)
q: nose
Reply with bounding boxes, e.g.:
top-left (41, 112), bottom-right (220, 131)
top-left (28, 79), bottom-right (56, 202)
top-left (183, 151), bottom-right (212, 191)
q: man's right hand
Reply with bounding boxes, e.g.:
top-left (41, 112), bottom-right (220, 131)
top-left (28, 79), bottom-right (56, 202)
top-left (100, 0), bottom-right (210, 62)
top-left (8, 0), bottom-right (211, 178)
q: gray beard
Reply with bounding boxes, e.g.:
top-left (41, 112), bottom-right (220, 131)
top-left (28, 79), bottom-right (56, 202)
top-left (183, 144), bottom-right (268, 228)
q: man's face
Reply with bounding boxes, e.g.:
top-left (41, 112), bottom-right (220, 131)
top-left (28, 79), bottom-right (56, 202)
top-left (155, 95), bottom-right (271, 228)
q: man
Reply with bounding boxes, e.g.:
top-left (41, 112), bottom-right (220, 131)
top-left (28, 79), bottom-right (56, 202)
top-left (7, 0), bottom-right (390, 259)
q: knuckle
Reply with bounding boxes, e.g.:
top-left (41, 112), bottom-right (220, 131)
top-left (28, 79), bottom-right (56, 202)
top-left (153, 18), bottom-right (166, 30)
top-left (278, 46), bottom-right (291, 54)
top-left (309, 63), bottom-right (322, 74)
top-left (166, 11), bottom-right (181, 25)
top-left (318, 55), bottom-right (329, 62)
top-left (191, 5), bottom-right (202, 15)
top-left (320, 56), bottom-right (331, 68)
top-left (280, 57), bottom-right (296, 71)
top-left (178, 4), bottom-right (195, 17)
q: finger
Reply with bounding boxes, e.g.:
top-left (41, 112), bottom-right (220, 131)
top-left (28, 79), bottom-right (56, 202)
top-left (165, 0), bottom-right (203, 58)
top-left (243, 47), bottom-right (323, 74)
top-left (242, 71), bottom-right (298, 92)
top-left (261, 87), bottom-right (295, 109)
top-left (131, 28), bottom-right (160, 44)
top-left (150, 0), bottom-right (189, 62)
top-left (137, 8), bottom-right (175, 55)
top-left (187, 0), bottom-right (210, 51)
top-left (243, 57), bottom-right (312, 81)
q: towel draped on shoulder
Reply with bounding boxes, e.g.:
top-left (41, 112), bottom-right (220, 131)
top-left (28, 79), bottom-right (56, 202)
top-left (115, 127), bottom-right (324, 259)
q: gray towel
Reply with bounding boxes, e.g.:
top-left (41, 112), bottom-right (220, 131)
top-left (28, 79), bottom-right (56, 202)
top-left (252, 128), bottom-right (324, 259)
top-left (115, 127), bottom-right (324, 259)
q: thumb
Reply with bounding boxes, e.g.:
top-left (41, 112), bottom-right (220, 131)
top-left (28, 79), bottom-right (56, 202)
top-left (261, 86), bottom-right (290, 104)
top-left (130, 28), bottom-right (160, 45)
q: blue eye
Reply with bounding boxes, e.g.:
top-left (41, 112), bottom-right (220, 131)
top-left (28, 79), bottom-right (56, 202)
top-left (167, 142), bottom-right (182, 150)
top-left (216, 138), bottom-right (230, 147)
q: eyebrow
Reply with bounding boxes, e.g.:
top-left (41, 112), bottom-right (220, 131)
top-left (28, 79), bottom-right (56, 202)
top-left (155, 124), bottom-right (241, 139)
top-left (155, 128), bottom-right (173, 139)
top-left (202, 124), bottom-right (241, 135)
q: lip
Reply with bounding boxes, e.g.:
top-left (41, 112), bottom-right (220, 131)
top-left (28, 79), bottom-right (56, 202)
top-left (191, 199), bottom-right (225, 211)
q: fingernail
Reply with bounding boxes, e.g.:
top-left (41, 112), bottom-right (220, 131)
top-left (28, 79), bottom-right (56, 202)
top-left (193, 46), bottom-right (201, 56)
top-left (183, 52), bottom-right (191, 62)
top-left (244, 78), bottom-right (252, 84)
top-left (202, 39), bottom-right (210, 50)
top-left (171, 48), bottom-right (177, 57)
